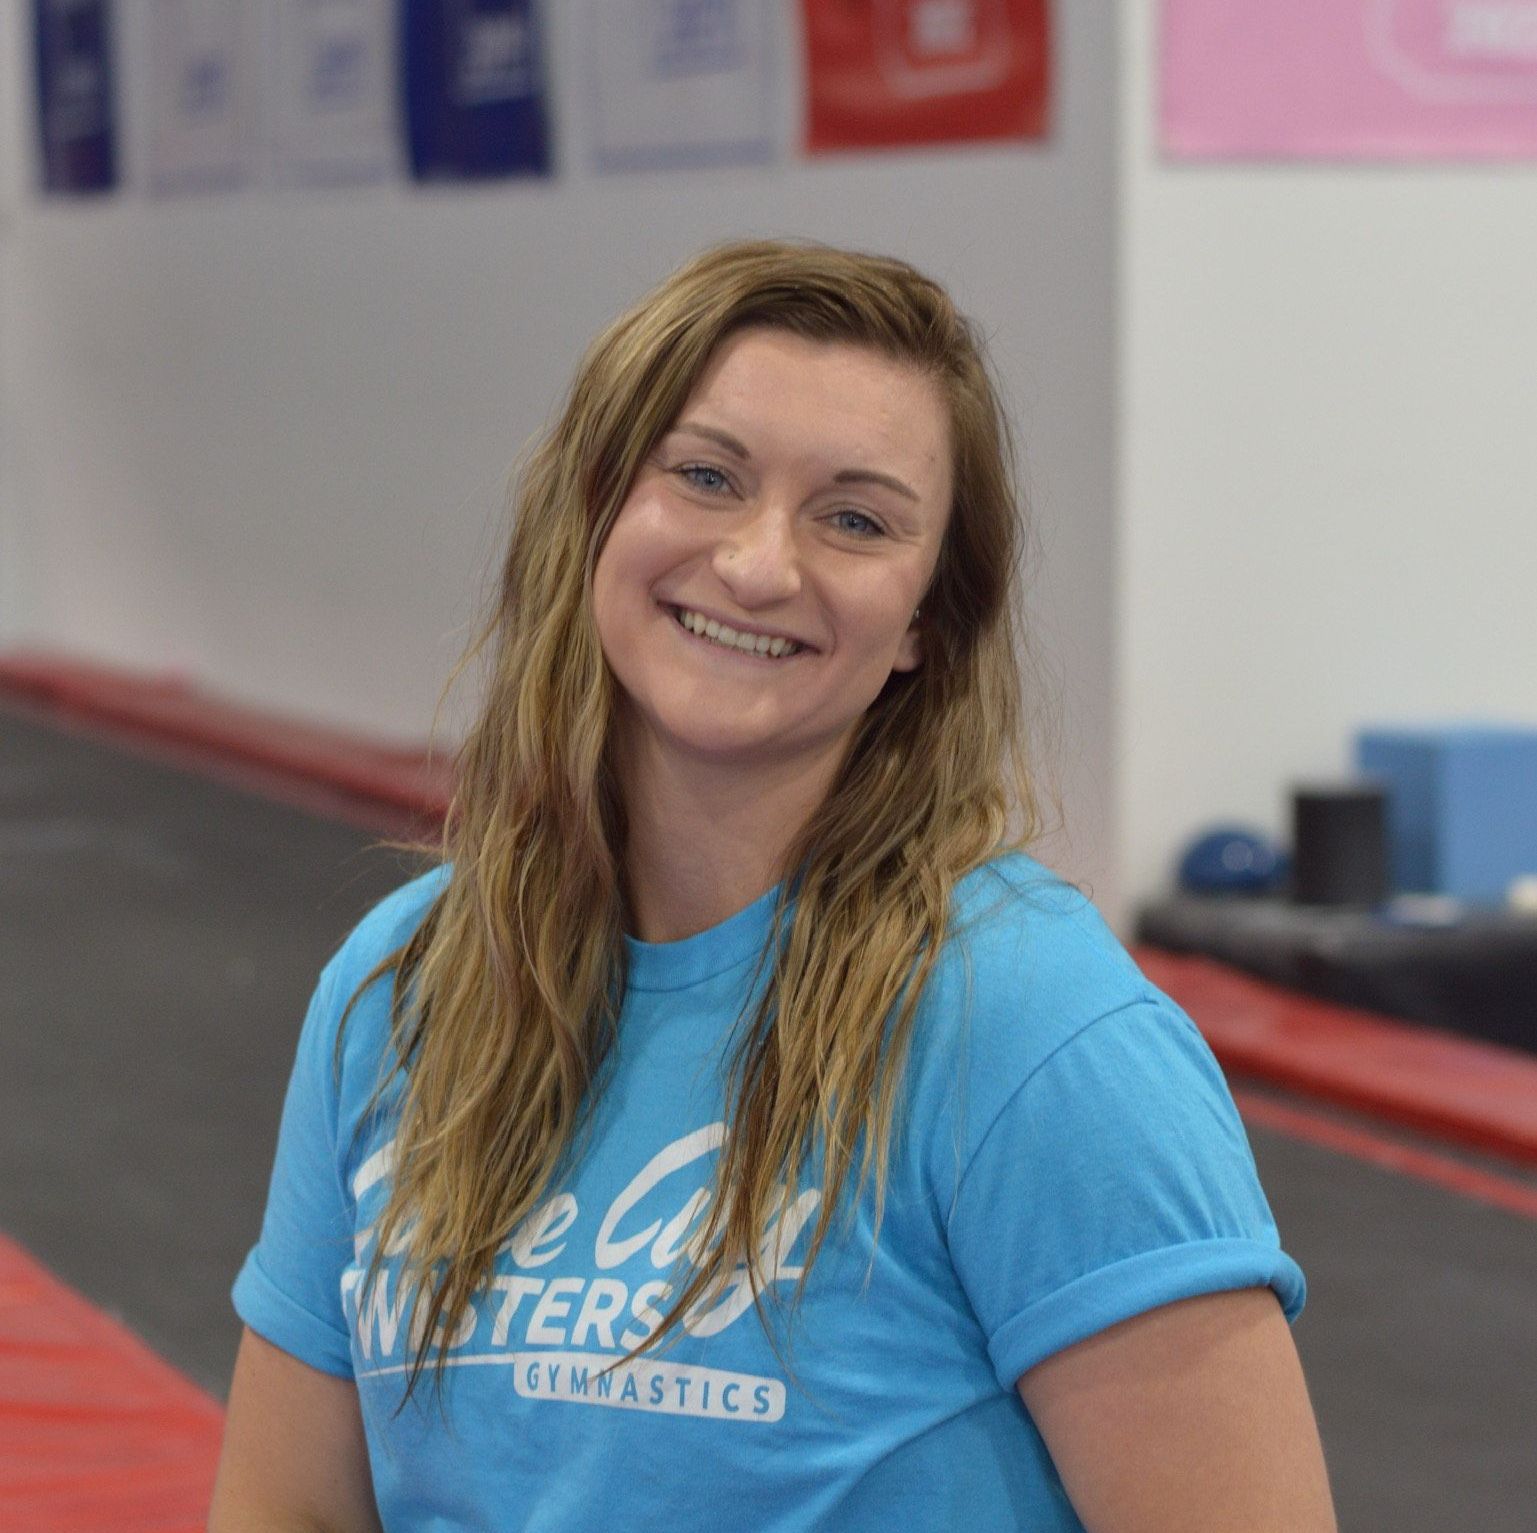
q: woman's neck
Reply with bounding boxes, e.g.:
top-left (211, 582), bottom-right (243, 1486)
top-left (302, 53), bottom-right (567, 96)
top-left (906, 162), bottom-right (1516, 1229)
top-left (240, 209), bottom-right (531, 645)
top-left (616, 733), bottom-right (844, 943)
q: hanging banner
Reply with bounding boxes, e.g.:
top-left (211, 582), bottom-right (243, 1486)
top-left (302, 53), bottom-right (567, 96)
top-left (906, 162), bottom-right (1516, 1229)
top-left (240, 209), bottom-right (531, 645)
top-left (32, 0), bottom-right (118, 193)
top-left (583, 0), bottom-right (778, 173)
top-left (401, 0), bottom-right (552, 181)
top-left (139, 0), bottom-right (261, 193)
top-left (1163, 0), bottom-right (1537, 160)
top-left (267, 0), bottom-right (397, 184)
top-left (802, 0), bottom-right (1050, 153)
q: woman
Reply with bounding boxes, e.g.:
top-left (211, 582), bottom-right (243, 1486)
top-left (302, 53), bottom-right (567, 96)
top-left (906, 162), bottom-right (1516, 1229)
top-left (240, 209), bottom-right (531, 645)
top-left (210, 241), bottom-right (1336, 1530)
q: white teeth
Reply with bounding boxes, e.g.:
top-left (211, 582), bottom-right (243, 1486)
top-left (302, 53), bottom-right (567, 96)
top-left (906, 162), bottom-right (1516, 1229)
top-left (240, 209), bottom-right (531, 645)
top-left (673, 607), bottom-right (802, 658)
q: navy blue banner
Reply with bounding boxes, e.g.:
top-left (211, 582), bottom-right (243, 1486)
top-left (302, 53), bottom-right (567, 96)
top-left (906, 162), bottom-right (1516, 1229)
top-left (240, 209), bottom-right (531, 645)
top-left (401, 0), bottom-right (551, 181)
top-left (33, 0), bottom-right (118, 193)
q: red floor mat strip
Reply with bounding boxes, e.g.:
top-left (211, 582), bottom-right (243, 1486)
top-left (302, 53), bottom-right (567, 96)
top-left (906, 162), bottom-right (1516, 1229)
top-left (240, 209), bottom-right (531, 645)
top-left (0, 650), bottom-right (451, 823)
top-left (1140, 947), bottom-right (1537, 1167)
top-left (0, 1236), bottom-right (223, 1532)
top-left (1230, 1090), bottom-right (1537, 1220)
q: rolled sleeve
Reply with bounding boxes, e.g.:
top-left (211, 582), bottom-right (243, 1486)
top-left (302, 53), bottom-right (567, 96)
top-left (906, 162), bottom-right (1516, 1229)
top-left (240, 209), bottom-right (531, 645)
top-left (230, 958), bottom-right (358, 1378)
top-left (946, 998), bottom-right (1306, 1389)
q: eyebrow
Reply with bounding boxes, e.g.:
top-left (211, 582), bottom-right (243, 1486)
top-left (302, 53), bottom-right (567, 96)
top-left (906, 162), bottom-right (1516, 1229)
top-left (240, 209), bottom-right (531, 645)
top-left (672, 421), bottom-right (751, 459)
top-left (832, 468), bottom-right (919, 503)
top-left (670, 420), bottom-right (920, 502)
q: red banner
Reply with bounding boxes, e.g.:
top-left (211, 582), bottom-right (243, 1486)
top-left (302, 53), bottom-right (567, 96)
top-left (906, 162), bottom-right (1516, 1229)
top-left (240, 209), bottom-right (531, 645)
top-left (803, 0), bottom-right (1050, 152)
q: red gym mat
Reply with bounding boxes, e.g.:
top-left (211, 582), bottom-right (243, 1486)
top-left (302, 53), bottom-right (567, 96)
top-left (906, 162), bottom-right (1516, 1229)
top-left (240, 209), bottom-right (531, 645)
top-left (1138, 946), bottom-right (1537, 1166)
top-left (0, 1236), bottom-right (222, 1533)
top-left (0, 650), bottom-right (450, 833)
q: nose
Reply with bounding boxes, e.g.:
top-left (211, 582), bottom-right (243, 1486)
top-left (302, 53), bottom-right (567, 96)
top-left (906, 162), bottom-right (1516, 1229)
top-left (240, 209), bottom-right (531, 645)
top-left (711, 503), bottom-right (802, 607)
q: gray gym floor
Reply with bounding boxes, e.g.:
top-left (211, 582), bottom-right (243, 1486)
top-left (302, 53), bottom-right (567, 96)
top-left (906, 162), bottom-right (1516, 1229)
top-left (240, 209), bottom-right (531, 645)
top-left (2, 701), bottom-right (1532, 1531)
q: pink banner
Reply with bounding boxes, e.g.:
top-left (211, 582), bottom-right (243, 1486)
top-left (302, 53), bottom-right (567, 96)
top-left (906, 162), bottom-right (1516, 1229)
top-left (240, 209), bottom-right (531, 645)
top-left (1162, 0), bottom-right (1537, 159)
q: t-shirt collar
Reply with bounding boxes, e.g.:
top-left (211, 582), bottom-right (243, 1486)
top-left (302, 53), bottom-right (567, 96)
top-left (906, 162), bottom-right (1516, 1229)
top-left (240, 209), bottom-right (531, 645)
top-left (623, 881), bottom-right (786, 992)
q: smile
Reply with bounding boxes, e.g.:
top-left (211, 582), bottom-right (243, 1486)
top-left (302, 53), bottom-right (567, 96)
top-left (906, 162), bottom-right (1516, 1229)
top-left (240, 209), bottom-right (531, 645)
top-left (668, 605), bottom-right (807, 660)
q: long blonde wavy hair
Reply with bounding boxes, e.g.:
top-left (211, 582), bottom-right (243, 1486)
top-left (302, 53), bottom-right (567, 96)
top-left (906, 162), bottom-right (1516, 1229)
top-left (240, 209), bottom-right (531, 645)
top-left (351, 239), bottom-right (1052, 1397)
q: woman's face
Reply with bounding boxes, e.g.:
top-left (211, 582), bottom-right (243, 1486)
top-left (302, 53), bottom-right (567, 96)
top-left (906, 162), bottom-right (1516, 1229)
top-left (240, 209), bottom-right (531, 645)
top-left (592, 327), bottom-right (952, 781)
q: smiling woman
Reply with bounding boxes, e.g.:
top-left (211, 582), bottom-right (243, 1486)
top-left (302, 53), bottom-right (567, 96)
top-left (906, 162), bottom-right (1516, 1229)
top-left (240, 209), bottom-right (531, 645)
top-left (592, 328), bottom-right (953, 935)
top-left (210, 241), bottom-right (1336, 1532)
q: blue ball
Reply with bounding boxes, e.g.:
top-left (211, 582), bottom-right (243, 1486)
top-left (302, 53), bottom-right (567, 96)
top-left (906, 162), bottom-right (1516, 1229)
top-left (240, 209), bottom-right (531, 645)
top-left (1178, 826), bottom-right (1287, 895)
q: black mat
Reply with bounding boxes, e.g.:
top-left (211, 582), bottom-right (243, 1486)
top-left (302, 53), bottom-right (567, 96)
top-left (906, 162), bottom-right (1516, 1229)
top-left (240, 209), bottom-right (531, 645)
top-left (3, 703), bottom-right (1532, 1530)
top-left (1138, 894), bottom-right (1537, 1053)
top-left (1242, 1090), bottom-right (1535, 1533)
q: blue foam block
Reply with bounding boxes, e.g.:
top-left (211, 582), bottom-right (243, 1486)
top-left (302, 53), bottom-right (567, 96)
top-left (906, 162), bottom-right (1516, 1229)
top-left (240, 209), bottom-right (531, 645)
top-left (1356, 725), bottom-right (1537, 903)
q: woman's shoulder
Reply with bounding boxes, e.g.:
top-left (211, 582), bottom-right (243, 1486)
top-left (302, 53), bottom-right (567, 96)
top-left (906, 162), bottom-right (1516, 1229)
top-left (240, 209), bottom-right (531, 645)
top-left (308, 863), bottom-right (451, 1044)
top-left (282, 864), bottom-right (451, 1121)
top-left (947, 851), bottom-right (1152, 1012)
top-left (921, 850), bottom-right (1163, 1085)
top-left (327, 862), bottom-right (451, 984)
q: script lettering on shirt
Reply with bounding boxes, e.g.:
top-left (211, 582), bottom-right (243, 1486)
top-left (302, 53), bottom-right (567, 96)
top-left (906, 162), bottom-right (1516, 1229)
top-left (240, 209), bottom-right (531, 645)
top-left (343, 1122), bottom-right (815, 1424)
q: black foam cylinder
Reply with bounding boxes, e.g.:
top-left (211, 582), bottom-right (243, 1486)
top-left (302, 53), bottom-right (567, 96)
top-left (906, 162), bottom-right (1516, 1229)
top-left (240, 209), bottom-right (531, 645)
top-left (1291, 782), bottom-right (1390, 907)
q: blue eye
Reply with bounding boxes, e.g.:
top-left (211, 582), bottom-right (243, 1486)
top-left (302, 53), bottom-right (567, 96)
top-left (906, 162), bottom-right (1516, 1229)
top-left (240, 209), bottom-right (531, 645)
top-left (678, 463), bottom-right (731, 493)
top-left (832, 509), bottom-right (884, 538)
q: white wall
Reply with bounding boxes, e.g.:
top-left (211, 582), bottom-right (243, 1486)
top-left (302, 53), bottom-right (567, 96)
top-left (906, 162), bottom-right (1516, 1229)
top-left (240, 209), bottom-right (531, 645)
top-left (0, 4), bottom-right (1123, 914)
top-left (1117, 3), bottom-right (1537, 908)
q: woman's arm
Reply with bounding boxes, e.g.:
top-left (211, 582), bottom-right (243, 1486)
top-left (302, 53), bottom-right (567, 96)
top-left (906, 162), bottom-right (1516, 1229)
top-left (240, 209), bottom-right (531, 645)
top-left (208, 1327), bottom-right (383, 1533)
top-left (1017, 1287), bottom-right (1337, 1533)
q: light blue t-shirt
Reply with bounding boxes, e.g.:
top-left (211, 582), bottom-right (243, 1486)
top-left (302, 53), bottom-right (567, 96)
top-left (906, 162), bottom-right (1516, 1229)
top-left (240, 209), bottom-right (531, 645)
top-left (234, 854), bottom-right (1305, 1530)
